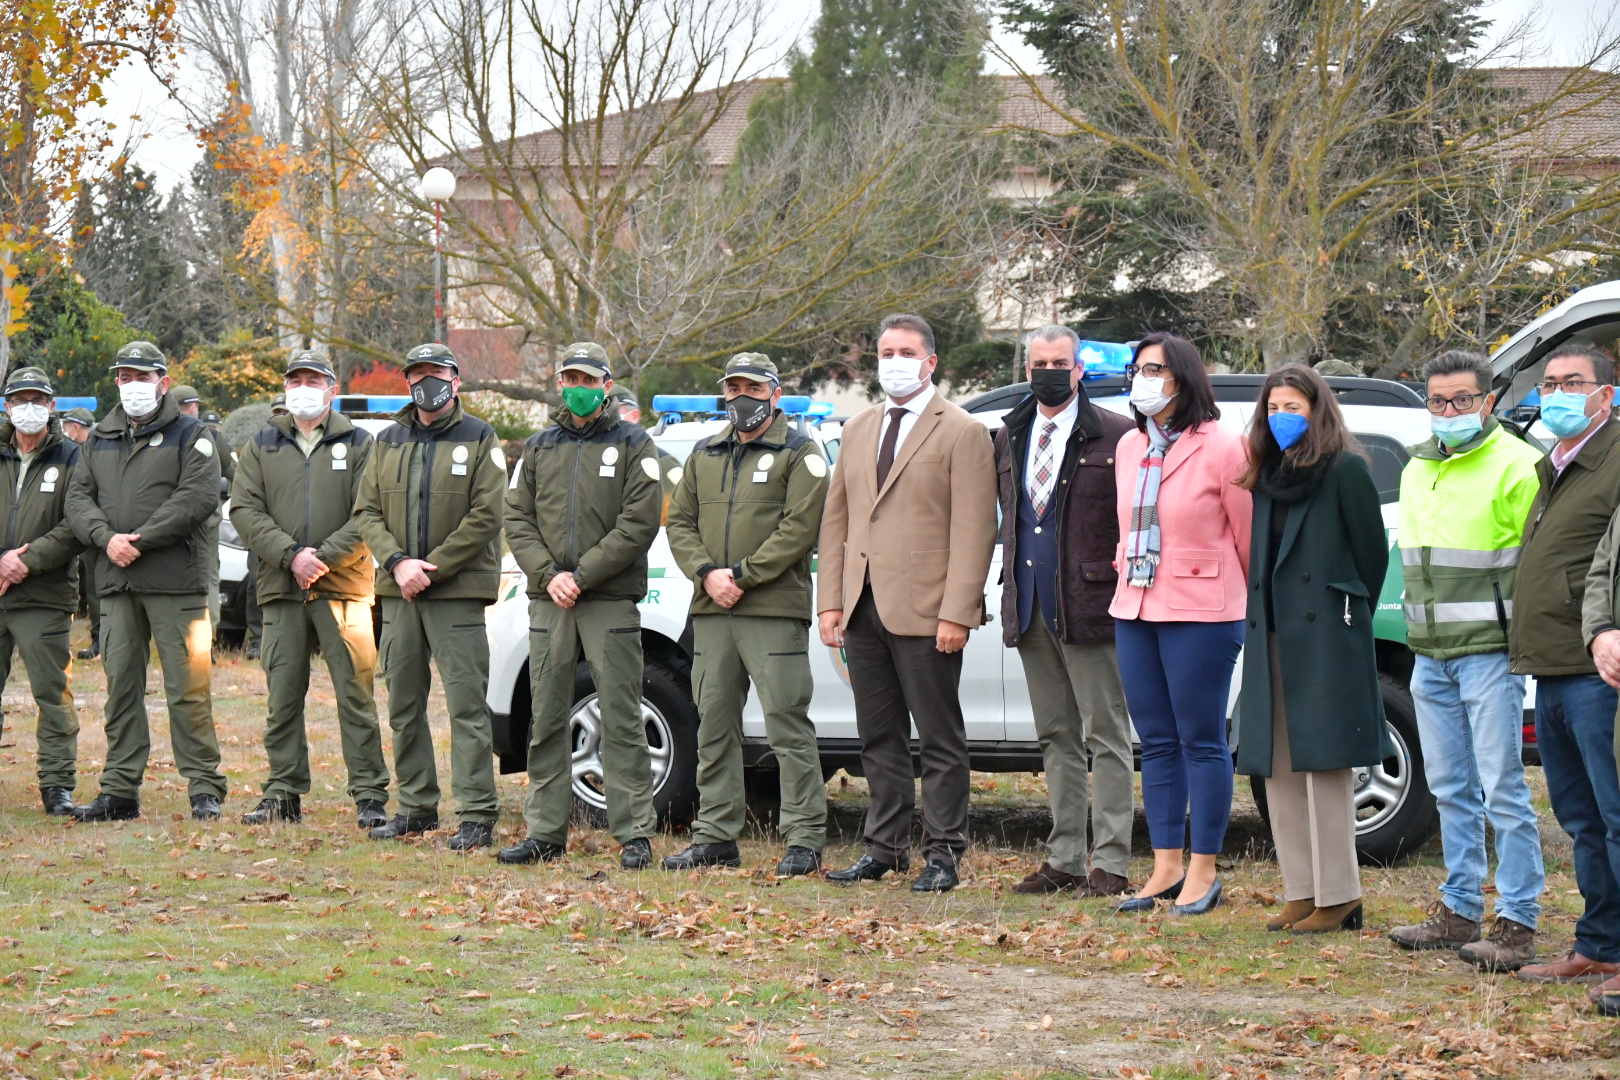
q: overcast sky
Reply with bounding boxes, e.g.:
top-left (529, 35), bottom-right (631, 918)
top-left (100, 0), bottom-right (1619, 194)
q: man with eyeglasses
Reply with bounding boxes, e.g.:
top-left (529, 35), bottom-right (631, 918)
top-left (1511, 343), bottom-right (1620, 997)
top-left (1388, 350), bottom-right (1546, 968)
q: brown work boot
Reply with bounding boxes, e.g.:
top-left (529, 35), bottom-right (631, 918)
top-left (1458, 917), bottom-right (1536, 971)
top-left (1075, 868), bottom-right (1131, 898)
top-left (1293, 900), bottom-right (1364, 934)
top-left (1517, 950), bottom-right (1620, 984)
top-left (1388, 902), bottom-right (1480, 951)
top-left (1266, 898), bottom-right (1316, 932)
top-left (1011, 863), bottom-right (1084, 895)
top-left (1587, 971), bottom-right (1620, 1004)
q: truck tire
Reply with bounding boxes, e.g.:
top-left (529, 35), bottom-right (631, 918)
top-left (1250, 674), bottom-right (1438, 867)
top-left (566, 660), bottom-right (699, 830)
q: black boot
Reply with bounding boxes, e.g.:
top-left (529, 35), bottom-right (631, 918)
top-left (241, 795), bottom-right (300, 825)
top-left (75, 645), bottom-right (99, 661)
top-left (70, 793), bottom-right (140, 822)
top-left (620, 837), bottom-right (653, 870)
top-left (826, 853), bottom-right (906, 885)
top-left (497, 838), bottom-right (565, 865)
top-left (660, 841), bottom-right (741, 870)
top-left (447, 822), bottom-right (494, 851)
top-left (40, 788), bottom-right (74, 817)
top-left (369, 813), bottom-right (439, 840)
top-left (355, 799), bottom-right (388, 830)
top-left (910, 860), bottom-right (959, 893)
top-left (775, 846), bottom-right (822, 877)
top-left (190, 794), bottom-right (222, 821)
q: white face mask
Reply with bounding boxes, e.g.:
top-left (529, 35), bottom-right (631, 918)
top-left (8, 403), bottom-right (48, 435)
top-left (119, 381), bottom-right (160, 417)
top-left (878, 354), bottom-right (929, 400)
top-left (1129, 374), bottom-right (1176, 418)
top-left (285, 384), bottom-right (331, 421)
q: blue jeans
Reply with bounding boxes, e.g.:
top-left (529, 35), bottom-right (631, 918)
top-left (1410, 652), bottom-right (1544, 928)
top-left (1115, 618), bottom-right (1244, 854)
top-left (1535, 674), bottom-right (1620, 961)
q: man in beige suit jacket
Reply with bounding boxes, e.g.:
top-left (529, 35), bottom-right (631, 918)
top-left (818, 313), bottom-right (998, 892)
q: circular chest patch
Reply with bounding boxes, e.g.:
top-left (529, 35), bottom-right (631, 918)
top-left (640, 456), bottom-right (660, 480)
top-left (756, 453), bottom-right (775, 471)
top-left (332, 442), bottom-right (348, 460)
top-left (602, 445), bottom-right (620, 465)
top-left (148, 432), bottom-right (164, 448)
top-left (804, 453), bottom-right (827, 478)
top-left (668, 466), bottom-right (684, 486)
top-left (43, 466), bottom-right (59, 483)
top-left (452, 445), bottom-right (469, 464)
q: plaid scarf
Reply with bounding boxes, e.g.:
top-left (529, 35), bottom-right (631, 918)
top-left (1125, 418), bottom-right (1182, 588)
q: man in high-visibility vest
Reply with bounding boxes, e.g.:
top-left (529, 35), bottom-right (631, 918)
top-left (1389, 350), bottom-right (1545, 964)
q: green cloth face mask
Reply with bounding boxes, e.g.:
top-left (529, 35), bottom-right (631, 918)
top-left (562, 386), bottom-right (606, 417)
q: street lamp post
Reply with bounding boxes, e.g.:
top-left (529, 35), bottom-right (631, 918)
top-left (420, 167), bottom-right (458, 344)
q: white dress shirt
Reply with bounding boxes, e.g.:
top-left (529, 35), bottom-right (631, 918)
top-left (1023, 394), bottom-right (1079, 501)
top-left (877, 382), bottom-right (937, 458)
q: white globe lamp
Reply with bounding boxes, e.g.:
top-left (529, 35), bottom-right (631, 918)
top-left (421, 168), bottom-right (458, 343)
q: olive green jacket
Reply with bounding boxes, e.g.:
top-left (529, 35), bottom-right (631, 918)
top-left (230, 411), bottom-right (374, 605)
top-left (665, 411), bottom-right (828, 620)
top-left (353, 400), bottom-right (506, 602)
top-left (67, 393), bottom-right (222, 595)
top-left (506, 407), bottom-right (662, 602)
top-left (0, 418), bottom-right (84, 611)
top-left (1511, 418), bottom-right (1620, 676)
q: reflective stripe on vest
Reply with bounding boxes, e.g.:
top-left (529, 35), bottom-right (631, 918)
top-left (1404, 599), bottom-right (1513, 624)
top-left (1400, 546), bottom-right (1522, 569)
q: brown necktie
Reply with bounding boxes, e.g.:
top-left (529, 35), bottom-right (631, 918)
top-left (875, 407), bottom-right (908, 490)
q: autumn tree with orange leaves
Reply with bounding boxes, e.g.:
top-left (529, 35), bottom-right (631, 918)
top-left (0, 0), bottom-right (180, 370)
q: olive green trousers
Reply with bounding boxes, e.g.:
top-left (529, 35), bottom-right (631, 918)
top-left (0, 606), bottom-right (78, 791)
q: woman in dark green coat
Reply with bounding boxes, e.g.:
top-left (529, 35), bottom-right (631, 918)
top-left (1235, 364), bottom-right (1389, 934)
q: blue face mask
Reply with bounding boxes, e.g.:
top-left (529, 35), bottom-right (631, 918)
top-left (1540, 389), bottom-right (1596, 439)
top-left (1268, 411), bottom-right (1309, 451)
top-left (1431, 410), bottom-right (1484, 448)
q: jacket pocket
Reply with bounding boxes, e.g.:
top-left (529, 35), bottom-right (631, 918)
top-left (1165, 548), bottom-right (1223, 611)
top-left (1080, 560), bottom-right (1117, 584)
top-left (1329, 581), bottom-right (1372, 628)
top-left (909, 548), bottom-right (949, 619)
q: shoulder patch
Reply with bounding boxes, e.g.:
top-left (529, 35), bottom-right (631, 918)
top-left (196, 437), bottom-right (213, 457)
top-left (803, 453), bottom-right (827, 478)
top-left (490, 445), bottom-right (506, 471)
top-left (668, 465), bottom-right (684, 486)
top-left (640, 456), bottom-right (660, 480)
top-left (508, 458), bottom-right (524, 490)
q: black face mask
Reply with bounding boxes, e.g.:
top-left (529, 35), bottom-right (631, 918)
top-left (726, 394), bottom-right (772, 433)
top-left (1029, 368), bottom-right (1077, 408)
top-left (411, 375), bottom-right (454, 412)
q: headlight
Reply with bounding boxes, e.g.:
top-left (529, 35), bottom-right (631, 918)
top-left (219, 518), bottom-right (246, 550)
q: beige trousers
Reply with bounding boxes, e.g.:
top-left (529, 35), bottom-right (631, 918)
top-left (1267, 636), bottom-right (1361, 906)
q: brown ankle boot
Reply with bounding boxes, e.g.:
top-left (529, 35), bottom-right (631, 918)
top-left (1267, 898), bottom-right (1315, 931)
top-left (1294, 899), bottom-right (1364, 933)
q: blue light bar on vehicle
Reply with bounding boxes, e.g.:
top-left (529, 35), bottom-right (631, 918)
top-left (333, 395), bottom-right (411, 414)
top-left (651, 395), bottom-right (832, 418)
top-left (1076, 339), bottom-right (1133, 376)
top-left (54, 397), bottom-right (97, 414)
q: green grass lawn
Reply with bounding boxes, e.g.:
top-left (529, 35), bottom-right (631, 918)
top-left (0, 621), bottom-right (1613, 1078)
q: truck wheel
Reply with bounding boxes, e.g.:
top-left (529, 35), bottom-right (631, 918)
top-left (1249, 674), bottom-right (1438, 867)
top-left (568, 660), bottom-right (699, 829)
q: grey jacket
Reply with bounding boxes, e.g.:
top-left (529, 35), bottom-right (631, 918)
top-left (1581, 502), bottom-right (1620, 649)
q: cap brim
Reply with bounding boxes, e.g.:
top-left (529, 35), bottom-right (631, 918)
top-left (5, 384), bottom-right (53, 396)
top-left (718, 370), bottom-right (777, 385)
top-left (110, 362), bottom-right (166, 372)
top-left (558, 361), bottom-right (610, 377)
top-left (286, 363), bottom-right (335, 377)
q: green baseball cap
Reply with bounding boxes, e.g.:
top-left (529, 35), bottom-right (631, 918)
top-left (287, 350), bottom-right (336, 379)
top-left (270, 393), bottom-right (289, 415)
top-left (718, 352), bottom-right (779, 386)
top-left (60, 407), bottom-right (94, 428)
top-left (403, 342), bottom-right (459, 375)
top-left (111, 340), bottom-right (167, 372)
top-left (559, 341), bottom-right (611, 378)
top-left (3, 366), bottom-right (54, 396)
top-left (172, 384), bottom-right (201, 405)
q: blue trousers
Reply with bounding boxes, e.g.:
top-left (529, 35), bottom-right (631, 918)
top-left (1536, 674), bottom-right (1620, 960)
top-left (1115, 618), bottom-right (1244, 854)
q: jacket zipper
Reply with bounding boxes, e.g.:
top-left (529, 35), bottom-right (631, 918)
top-left (418, 434), bottom-right (437, 560)
top-left (566, 434), bottom-right (583, 566)
top-left (722, 443), bottom-right (745, 571)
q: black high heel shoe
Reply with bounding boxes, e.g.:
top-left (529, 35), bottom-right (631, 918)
top-left (1114, 878), bottom-right (1185, 914)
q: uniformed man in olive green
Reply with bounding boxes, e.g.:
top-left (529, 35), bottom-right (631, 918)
top-left (65, 341), bottom-right (227, 822)
top-left (661, 354), bottom-right (829, 874)
top-left (498, 342), bottom-right (662, 869)
top-left (0, 368), bottom-right (85, 815)
top-left (172, 385), bottom-right (234, 630)
top-left (660, 354), bottom-right (835, 880)
top-left (230, 351), bottom-right (389, 828)
top-left (353, 342), bottom-right (506, 851)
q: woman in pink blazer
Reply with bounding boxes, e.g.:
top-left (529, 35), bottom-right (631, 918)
top-left (1110, 333), bottom-right (1252, 917)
